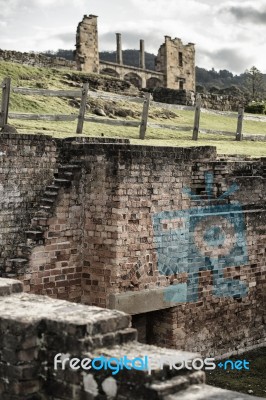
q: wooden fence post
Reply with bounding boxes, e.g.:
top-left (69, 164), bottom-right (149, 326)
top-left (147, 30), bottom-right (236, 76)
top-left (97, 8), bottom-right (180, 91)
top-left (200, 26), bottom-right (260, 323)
top-left (76, 82), bottom-right (89, 134)
top-left (0, 77), bottom-right (11, 128)
top-left (235, 105), bottom-right (244, 141)
top-left (192, 94), bottom-right (201, 141)
top-left (139, 92), bottom-right (151, 140)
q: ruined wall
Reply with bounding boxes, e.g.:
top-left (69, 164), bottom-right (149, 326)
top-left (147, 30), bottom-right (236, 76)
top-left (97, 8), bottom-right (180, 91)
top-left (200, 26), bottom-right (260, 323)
top-left (0, 135), bottom-right (265, 358)
top-left (0, 134), bottom-right (57, 271)
top-left (0, 49), bottom-right (76, 69)
top-left (3, 277), bottom-right (262, 400)
top-left (153, 87), bottom-right (246, 111)
top-left (75, 14), bottom-right (99, 73)
top-left (200, 92), bottom-right (246, 112)
top-left (153, 87), bottom-right (195, 106)
top-left (137, 159), bottom-right (266, 356)
top-left (155, 37), bottom-right (195, 91)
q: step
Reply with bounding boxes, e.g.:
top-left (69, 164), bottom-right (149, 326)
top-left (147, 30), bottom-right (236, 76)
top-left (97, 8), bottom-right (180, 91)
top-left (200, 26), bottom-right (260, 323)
top-left (54, 178), bottom-right (71, 187)
top-left (5, 258), bottom-right (29, 275)
top-left (46, 185), bottom-right (60, 191)
top-left (44, 190), bottom-right (58, 198)
top-left (6, 258), bottom-right (28, 268)
top-left (40, 198), bottom-right (55, 206)
top-left (57, 171), bottom-right (74, 179)
top-left (32, 217), bottom-right (48, 227)
top-left (17, 244), bottom-right (32, 257)
top-left (59, 164), bottom-right (81, 170)
top-left (90, 343), bottom-right (201, 382)
top-left (39, 205), bottom-right (52, 214)
top-left (147, 371), bottom-right (204, 397)
top-left (25, 231), bottom-right (43, 240)
top-left (36, 207), bottom-right (51, 216)
top-left (85, 328), bottom-right (137, 351)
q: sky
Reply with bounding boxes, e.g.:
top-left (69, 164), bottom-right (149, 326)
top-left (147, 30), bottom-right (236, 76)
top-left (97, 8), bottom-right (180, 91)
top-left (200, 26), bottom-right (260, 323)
top-left (0, 0), bottom-right (266, 74)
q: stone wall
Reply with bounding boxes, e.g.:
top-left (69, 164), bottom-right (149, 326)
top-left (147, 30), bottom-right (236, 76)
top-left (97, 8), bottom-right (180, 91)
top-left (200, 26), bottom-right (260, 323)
top-left (153, 87), bottom-right (246, 111)
top-left (200, 92), bottom-right (247, 112)
top-left (0, 134), bottom-right (265, 358)
top-left (75, 14), bottom-right (99, 73)
top-left (0, 49), bottom-right (76, 70)
top-left (153, 87), bottom-right (195, 106)
top-left (155, 37), bottom-right (195, 91)
top-left (2, 277), bottom-right (264, 400)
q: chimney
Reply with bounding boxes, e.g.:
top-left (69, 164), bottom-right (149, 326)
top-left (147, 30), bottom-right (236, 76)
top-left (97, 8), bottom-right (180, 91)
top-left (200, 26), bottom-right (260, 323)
top-left (140, 39), bottom-right (145, 69)
top-left (116, 33), bottom-right (123, 65)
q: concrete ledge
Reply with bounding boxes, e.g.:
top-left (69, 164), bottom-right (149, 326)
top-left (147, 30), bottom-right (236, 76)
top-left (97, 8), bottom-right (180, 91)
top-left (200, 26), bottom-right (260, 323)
top-left (109, 284), bottom-right (187, 314)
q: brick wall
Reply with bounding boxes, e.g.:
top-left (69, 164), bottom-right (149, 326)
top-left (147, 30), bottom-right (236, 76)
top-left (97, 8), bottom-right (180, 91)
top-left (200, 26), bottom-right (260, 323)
top-left (0, 134), bottom-right (57, 270)
top-left (0, 134), bottom-right (265, 358)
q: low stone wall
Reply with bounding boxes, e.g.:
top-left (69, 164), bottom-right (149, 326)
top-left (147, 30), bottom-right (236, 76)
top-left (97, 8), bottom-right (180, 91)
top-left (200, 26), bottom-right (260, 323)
top-left (153, 87), bottom-right (246, 111)
top-left (153, 87), bottom-right (195, 106)
top-left (0, 277), bottom-right (264, 400)
top-left (200, 92), bottom-right (247, 112)
top-left (0, 49), bottom-right (76, 70)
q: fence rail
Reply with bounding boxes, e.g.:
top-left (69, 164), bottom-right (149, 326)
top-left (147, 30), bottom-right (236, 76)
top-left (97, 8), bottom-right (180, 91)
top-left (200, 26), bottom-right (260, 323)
top-left (0, 76), bottom-right (260, 141)
top-left (12, 87), bottom-right (83, 97)
top-left (0, 78), bottom-right (151, 137)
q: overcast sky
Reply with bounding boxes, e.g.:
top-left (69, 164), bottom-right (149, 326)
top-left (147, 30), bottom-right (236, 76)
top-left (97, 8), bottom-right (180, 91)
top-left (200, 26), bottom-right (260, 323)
top-left (0, 0), bottom-right (265, 74)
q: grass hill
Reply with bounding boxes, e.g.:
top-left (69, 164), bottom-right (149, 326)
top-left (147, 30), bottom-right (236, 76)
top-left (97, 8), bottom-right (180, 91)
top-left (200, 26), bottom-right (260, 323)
top-left (0, 61), bottom-right (266, 157)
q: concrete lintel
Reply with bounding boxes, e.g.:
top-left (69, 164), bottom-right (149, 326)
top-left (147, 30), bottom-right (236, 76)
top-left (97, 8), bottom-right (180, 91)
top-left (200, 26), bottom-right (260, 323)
top-left (109, 284), bottom-right (187, 314)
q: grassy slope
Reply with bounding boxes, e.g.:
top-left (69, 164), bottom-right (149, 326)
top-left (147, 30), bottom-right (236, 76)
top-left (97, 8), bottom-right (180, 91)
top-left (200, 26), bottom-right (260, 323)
top-left (1, 61), bottom-right (266, 157)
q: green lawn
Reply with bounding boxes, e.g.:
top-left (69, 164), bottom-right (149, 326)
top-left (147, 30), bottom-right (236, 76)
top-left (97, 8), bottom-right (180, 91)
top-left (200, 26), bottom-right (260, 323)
top-left (1, 61), bottom-right (266, 157)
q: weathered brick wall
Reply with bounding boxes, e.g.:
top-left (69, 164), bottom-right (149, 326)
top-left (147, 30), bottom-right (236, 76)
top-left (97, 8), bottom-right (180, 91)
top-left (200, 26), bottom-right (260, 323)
top-left (0, 136), bottom-right (131, 303)
top-left (0, 135), bottom-right (265, 358)
top-left (142, 160), bottom-right (266, 356)
top-left (0, 134), bottom-right (57, 271)
top-left (76, 144), bottom-right (216, 307)
top-left (75, 145), bottom-right (265, 356)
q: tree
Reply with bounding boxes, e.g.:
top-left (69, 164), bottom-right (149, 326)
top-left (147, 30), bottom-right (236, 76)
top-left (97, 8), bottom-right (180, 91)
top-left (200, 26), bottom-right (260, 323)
top-left (244, 66), bottom-right (265, 100)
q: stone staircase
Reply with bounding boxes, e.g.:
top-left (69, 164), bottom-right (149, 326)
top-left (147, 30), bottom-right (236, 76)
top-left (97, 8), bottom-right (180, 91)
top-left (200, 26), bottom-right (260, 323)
top-left (4, 161), bottom-right (83, 277)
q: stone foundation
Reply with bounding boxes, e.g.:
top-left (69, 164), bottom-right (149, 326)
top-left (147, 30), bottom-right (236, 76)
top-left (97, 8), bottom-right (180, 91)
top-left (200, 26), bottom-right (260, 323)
top-left (0, 278), bottom-right (264, 399)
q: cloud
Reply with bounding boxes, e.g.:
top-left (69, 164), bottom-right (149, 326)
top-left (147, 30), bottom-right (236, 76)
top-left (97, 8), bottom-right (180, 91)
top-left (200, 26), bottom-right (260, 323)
top-left (52, 32), bottom-right (75, 45)
top-left (225, 5), bottom-right (266, 24)
top-left (198, 47), bottom-right (254, 74)
top-left (0, 0), bottom-right (266, 73)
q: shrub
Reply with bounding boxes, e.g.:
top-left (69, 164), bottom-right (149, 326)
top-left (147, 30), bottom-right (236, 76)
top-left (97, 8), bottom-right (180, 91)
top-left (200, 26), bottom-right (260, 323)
top-left (245, 102), bottom-right (265, 114)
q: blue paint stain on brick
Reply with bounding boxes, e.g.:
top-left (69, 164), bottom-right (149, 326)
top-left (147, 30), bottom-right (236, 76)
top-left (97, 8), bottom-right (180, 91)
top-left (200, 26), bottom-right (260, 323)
top-left (152, 172), bottom-right (248, 303)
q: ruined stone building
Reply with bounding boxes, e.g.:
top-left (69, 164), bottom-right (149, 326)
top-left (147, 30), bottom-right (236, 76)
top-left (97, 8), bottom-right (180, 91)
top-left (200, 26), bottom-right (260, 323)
top-left (75, 14), bottom-right (195, 91)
